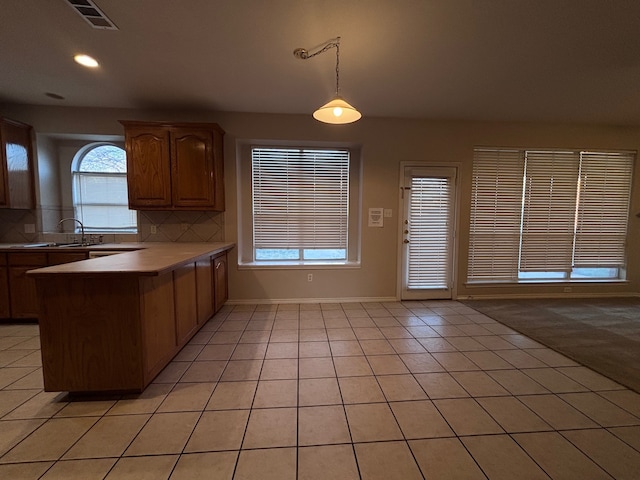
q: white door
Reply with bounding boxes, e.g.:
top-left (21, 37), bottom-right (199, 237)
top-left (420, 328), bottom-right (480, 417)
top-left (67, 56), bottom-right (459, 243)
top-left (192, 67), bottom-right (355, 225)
top-left (400, 166), bottom-right (457, 300)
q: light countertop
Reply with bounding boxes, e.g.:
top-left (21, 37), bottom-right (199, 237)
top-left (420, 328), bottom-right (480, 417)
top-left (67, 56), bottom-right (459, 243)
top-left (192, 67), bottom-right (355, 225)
top-left (23, 242), bottom-right (234, 277)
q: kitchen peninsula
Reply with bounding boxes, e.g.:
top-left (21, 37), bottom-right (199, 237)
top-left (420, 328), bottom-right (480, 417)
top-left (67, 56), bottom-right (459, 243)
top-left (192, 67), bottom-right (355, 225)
top-left (28, 242), bottom-right (234, 394)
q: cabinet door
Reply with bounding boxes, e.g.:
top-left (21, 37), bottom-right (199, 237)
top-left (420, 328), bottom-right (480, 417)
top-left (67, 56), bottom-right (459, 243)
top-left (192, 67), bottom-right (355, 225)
top-left (196, 257), bottom-right (213, 324)
top-left (9, 266), bottom-right (43, 318)
top-left (125, 126), bottom-right (172, 208)
top-left (171, 128), bottom-right (219, 208)
top-left (0, 118), bottom-right (35, 209)
top-left (8, 253), bottom-right (48, 319)
top-left (0, 266), bottom-right (9, 318)
top-left (174, 263), bottom-right (198, 344)
top-left (213, 252), bottom-right (228, 313)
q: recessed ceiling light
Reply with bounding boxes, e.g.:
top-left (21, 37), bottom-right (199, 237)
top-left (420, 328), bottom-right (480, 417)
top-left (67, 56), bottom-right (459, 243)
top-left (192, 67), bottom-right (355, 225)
top-left (74, 54), bottom-right (99, 68)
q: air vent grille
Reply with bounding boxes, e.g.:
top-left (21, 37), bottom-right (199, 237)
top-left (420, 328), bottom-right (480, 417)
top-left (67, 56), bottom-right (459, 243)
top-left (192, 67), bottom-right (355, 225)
top-left (64, 0), bottom-right (118, 30)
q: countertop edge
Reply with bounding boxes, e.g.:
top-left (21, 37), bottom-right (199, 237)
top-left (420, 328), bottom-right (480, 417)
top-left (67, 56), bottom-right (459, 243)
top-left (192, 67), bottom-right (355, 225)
top-left (26, 242), bottom-right (235, 277)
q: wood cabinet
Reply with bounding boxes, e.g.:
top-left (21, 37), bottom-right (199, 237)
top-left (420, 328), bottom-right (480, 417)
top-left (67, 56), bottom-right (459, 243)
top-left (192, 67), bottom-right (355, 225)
top-left (3, 250), bottom-right (89, 320)
top-left (213, 251), bottom-right (228, 313)
top-left (8, 252), bottom-right (47, 319)
top-left (174, 263), bottom-right (198, 344)
top-left (0, 254), bottom-right (9, 318)
top-left (121, 121), bottom-right (225, 211)
top-left (196, 256), bottom-right (213, 324)
top-left (34, 246), bottom-right (231, 393)
top-left (0, 117), bottom-right (36, 209)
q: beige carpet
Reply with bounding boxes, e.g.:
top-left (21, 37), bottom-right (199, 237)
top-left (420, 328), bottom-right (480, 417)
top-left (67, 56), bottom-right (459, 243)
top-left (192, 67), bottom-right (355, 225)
top-left (463, 297), bottom-right (640, 393)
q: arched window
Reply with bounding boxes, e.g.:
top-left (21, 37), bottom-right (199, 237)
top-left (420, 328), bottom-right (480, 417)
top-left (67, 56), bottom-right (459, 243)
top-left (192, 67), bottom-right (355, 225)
top-left (72, 143), bottom-right (137, 232)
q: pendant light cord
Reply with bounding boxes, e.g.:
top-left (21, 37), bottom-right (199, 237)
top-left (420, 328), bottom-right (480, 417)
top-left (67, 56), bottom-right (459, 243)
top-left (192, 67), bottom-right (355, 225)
top-left (293, 37), bottom-right (341, 95)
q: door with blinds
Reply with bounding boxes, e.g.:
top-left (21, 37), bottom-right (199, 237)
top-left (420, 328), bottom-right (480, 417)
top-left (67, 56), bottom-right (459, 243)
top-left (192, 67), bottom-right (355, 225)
top-left (400, 166), bottom-right (457, 300)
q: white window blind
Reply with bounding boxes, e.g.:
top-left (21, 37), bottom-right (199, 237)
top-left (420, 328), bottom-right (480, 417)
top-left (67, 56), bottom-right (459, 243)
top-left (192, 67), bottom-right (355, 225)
top-left (468, 149), bottom-right (524, 282)
top-left (574, 151), bottom-right (633, 267)
top-left (252, 148), bottom-right (349, 252)
top-left (468, 147), bottom-right (635, 283)
top-left (75, 172), bottom-right (137, 231)
top-left (407, 177), bottom-right (451, 289)
top-left (520, 151), bottom-right (579, 272)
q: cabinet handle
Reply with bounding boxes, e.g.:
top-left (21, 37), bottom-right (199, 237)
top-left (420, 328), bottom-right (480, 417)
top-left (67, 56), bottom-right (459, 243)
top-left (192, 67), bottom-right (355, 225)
top-left (215, 263), bottom-right (221, 270)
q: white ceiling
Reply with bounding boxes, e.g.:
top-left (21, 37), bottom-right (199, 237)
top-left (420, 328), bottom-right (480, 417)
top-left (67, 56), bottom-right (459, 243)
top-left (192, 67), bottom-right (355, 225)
top-left (2, 0), bottom-right (640, 126)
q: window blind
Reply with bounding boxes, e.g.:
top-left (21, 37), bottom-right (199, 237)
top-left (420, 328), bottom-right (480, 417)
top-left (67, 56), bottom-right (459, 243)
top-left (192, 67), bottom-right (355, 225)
top-left (574, 151), bottom-right (633, 267)
top-left (252, 148), bottom-right (349, 251)
top-left (520, 151), bottom-right (579, 272)
top-left (468, 148), bottom-right (524, 282)
top-left (468, 147), bottom-right (635, 283)
top-left (75, 172), bottom-right (136, 231)
top-left (407, 177), bottom-right (451, 289)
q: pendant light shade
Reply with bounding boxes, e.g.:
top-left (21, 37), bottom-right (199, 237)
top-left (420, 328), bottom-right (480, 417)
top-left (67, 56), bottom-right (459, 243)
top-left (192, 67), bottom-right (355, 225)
top-left (294, 37), bottom-right (362, 124)
top-left (313, 96), bottom-right (362, 124)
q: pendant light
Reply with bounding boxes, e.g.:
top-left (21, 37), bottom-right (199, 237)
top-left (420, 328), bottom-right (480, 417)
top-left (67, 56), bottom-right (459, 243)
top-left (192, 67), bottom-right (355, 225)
top-left (294, 37), bottom-right (362, 124)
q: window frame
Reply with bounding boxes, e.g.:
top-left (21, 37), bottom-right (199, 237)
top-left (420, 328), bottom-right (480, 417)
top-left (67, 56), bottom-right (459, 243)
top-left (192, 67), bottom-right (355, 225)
top-left (71, 142), bottom-right (138, 234)
top-left (237, 141), bottom-right (362, 268)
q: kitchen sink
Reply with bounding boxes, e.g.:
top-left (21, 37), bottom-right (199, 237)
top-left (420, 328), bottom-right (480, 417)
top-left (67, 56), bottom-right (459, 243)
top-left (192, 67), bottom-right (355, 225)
top-left (16, 242), bottom-right (99, 248)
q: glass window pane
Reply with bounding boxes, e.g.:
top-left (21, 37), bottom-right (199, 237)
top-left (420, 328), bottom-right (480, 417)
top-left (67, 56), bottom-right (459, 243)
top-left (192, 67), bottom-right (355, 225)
top-left (79, 145), bottom-right (127, 172)
top-left (255, 249), bottom-right (300, 260)
top-left (303, 249), bottom-right (347, 260)
top-left (518, 271), bottom-right (566, 280)
top-left (571, 267), bottom-right (618, 279)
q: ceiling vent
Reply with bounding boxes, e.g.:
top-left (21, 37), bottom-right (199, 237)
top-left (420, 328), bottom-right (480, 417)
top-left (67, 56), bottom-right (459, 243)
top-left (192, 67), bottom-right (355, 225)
top-left (64, 0), bottom-right (118, 30)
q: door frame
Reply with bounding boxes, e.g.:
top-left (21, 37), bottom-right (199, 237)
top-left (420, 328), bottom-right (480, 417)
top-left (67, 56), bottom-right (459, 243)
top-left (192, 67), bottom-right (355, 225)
top-left (396, 161), bottom-right (462, 301)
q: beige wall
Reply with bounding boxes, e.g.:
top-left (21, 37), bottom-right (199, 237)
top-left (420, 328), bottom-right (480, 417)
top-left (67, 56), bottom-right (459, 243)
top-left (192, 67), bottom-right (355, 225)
top-left (2, 104), bottom-right (639, 301)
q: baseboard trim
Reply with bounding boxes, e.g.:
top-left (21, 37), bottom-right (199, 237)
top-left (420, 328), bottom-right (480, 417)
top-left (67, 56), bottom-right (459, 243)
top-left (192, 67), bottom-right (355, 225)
top-left (226, 296), bottom-right (399, 305)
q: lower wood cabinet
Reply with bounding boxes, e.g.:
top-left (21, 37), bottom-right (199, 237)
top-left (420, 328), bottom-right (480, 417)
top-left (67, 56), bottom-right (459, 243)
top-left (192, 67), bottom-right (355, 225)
top-left (34, 248), bottom-right (230, 393)
top-left (196, 256), bottom-right (213, 324)
top-left (174, 263), bottom-right (198, 345)
top-left (0, 261), bottom-right (9, 318)
top-left (8, 252), bottom-right (47, 319)
top-left (214, 252), bottom-right (228, 313)
top-left (3, 251), bottom-right (89, 320)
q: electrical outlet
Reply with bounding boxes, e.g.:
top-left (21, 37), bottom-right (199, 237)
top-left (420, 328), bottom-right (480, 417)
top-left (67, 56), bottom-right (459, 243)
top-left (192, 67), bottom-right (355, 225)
top-left (384, 209), bottom-right (392, 218)
top-left (181, 223), bottom-right (189, 232)
top-left (150, 225), bottom-right (157, 234)
top-left (563, 287), bottom-right (572, 293)
top-left (307, 273), bottom-right (313, 282)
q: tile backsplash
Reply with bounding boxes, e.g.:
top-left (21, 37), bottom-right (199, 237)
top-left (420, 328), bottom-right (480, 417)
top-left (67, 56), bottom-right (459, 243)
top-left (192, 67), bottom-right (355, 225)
top-left (0, 209), bottom-right (39, 243)
top-left (138, 210), bottom-right (225, 242)
top-left (0, 208), bottom-right (225, 244)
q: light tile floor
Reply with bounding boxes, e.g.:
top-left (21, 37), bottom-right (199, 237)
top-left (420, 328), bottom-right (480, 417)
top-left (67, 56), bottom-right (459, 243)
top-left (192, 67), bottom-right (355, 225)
top-left (1, 301), bottom-right (640, 479)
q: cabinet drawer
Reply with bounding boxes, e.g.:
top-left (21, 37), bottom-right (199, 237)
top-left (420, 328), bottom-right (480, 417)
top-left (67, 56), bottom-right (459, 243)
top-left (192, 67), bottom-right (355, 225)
top-left (8, 252), bottom-right (47, 266)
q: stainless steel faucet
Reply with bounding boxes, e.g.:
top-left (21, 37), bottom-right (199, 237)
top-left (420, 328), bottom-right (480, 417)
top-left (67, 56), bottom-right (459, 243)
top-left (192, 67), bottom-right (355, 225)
top-left (57, 218), bottom-right (86, 245)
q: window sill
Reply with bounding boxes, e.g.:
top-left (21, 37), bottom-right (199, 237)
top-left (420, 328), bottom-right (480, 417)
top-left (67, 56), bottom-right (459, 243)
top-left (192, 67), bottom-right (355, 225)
top-left (465, 279), bottom-right (629, 287)
top-left (238, 261), bottom-right (361, 270)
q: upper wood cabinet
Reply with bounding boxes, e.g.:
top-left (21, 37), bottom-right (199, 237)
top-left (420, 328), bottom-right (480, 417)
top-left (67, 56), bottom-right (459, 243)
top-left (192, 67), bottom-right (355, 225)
top-left (120, 121), bottom-right (225, 211)
top-left (0, 117), bottom-right (36, 210)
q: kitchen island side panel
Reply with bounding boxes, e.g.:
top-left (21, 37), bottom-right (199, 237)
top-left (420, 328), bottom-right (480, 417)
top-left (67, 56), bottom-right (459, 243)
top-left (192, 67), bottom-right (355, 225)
top-left (37, 275), bottom-right (144, 393)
